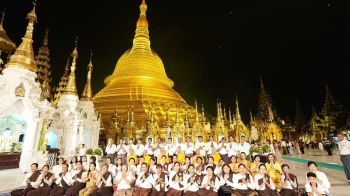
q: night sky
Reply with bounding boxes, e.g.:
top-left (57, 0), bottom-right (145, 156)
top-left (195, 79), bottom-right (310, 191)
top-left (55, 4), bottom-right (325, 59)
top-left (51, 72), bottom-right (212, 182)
top-left (1, 0), bottom-right (349, 122)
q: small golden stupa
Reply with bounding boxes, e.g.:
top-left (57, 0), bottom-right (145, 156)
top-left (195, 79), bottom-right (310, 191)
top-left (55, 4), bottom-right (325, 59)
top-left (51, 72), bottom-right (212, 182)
top-left (93, 0), bottom-right (195, 139)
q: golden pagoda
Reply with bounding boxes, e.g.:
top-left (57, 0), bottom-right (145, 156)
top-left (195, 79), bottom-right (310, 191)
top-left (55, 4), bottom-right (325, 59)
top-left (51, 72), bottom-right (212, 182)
top-left (232, 97), bottom-right (250, 141)
top-left (93, 0), bottom-right (195, 140)
top-left (52, 57), bottom-right (70, 104)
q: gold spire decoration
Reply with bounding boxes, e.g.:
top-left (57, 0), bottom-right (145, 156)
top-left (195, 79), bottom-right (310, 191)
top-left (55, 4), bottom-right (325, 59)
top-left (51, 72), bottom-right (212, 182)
top-left (235, 96), bottom-right (242, 122)
top-left (201, 104), bottom-right (206, 123)
top-left (194, 99), bottom-right (199, 122)
top-left (63, 38), bottom-right (78, 95)
top-left (52, 56), bottom-right (70, 104)
top-left (184, 108), bottom-right (190, 129)
top-left (228, 108), bottom-right (233, 124)
top-left (35, 28), bottom-right (52, 100)
top-left (0, 7), bottom-right (16, 53)
top-left (5, 1), bottom-right (37, 72)
top-left (132, 0), bottom-right (150, 51)
top-left (81, 51), bottom-right (94, 101)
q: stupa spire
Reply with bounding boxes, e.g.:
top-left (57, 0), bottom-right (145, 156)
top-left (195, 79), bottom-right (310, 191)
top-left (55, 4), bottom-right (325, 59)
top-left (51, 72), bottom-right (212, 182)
top-left (6, 1), bottom-right (37, 72)
top-left (235, 96), bottom-right (242, 122)
top-left (81, 50), bottom-right (94, 100)
top-left (64, 38), bottom-right (78, 95)
top-left (131, 0), bottom-right (151, 51)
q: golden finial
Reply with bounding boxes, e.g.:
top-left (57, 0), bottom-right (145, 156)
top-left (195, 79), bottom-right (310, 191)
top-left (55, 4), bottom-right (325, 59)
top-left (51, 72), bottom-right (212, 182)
top-left (0, 7), bottom-right (5, 25)
top-left (260, 77), bottom-right (264, 90)
top-left (5, 1), bottom-right (37, 72)
top-left (194, 98), bottom-right (199, 122)
top-left (228, 108), bottom-right (232, 124)
top-left (201, 104), bottom-right (206, 123)
top-left (63, 38), bottom-right (78, 95)
top-left (81, 50), bottom-right (93, 100)
top-left (235, 95), bottom-right (242, 121)
top-left (43, 28), bottom-right (49, 45)
top-left (132, 0), bottom-right (151, 51)
top-left (184, 108), bottom-right (189, 128)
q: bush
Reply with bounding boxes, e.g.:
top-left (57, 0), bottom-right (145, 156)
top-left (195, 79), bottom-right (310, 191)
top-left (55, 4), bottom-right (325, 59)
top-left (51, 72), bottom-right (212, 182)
top-left (93, 148), bottom-right (103, 157)
top-left (86, 148), bottom-right (93, 155)
top-left (11, 142), bottom-right (23, 152)
top-left (250, 145), bottom-right (262, 154)
top-left (261, 144), bottom-right (271, 153)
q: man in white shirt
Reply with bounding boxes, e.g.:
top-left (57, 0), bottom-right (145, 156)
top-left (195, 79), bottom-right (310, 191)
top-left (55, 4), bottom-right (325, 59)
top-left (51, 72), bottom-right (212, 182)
top-left (153, 138), bottom-right (164, 157)
top-left (238, 135), bottom-right (251, 157)
top-left (10, 163), bottom-right (41, 196)
top-left (227, 135), bottom-right (238, 158)
top-left (145, 138), bottom-right (154, 156)
top-left (79, 144), bottom-right (86, 161)
top-left (195, 136), bottom-right (207, 157)
top-left (184, 136), bottom-right (194, 157)
top-left (52, 157), bottom-right (64, 179)
top-left (206, 136), bottom-right (217, 157)
top-left (116, 139), bottom-right (128, 165)
top-left (105, 138), bottom-right (117, 163)
top-left (164, 138), bottom-right (176, 157)
top-left (338, 132), bottom-right (350, 184)
top-left (176, 137), bottom-right (184, 151)
top-left (135, 138), bottom-right (145, 158)
top-left (305, 172), bottom-right (326, 196)
top-left (217, 137), bottom-right (229, 163)
top-left (51, 163), bottom-right (72, 195)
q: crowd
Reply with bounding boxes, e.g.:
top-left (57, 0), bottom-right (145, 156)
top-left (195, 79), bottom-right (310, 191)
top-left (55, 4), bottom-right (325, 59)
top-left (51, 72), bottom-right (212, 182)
top-left (10, 133), bottom-right (350, 196)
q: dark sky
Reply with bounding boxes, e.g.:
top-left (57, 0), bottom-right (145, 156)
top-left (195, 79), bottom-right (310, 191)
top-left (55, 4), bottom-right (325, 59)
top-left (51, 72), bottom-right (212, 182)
top-left (2, 0), bottom-right (349, 122)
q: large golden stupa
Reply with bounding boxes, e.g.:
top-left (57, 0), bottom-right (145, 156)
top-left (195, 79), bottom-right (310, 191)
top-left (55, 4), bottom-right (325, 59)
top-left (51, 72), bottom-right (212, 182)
top-left (93, 0), bottom-right (196, 140)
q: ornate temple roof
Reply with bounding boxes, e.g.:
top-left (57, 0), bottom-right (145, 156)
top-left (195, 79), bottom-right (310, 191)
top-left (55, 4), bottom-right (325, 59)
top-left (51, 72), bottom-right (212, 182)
top-left (81, 51), bottom-right (93, 101)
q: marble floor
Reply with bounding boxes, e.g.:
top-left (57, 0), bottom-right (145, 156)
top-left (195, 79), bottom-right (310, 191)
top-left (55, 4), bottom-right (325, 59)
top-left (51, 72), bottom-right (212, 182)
top-left (0, 151), bottom-right (349, 195)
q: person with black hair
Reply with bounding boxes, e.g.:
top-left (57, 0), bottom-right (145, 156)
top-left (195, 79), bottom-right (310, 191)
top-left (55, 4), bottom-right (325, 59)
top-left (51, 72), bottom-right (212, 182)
top-left (51, 163), bottom-right (72, 195)
top-left (232, 164), bottom-right (256, 196)
top-left (250, 155), bottom-right (262, 177)
top-left (27, 164), bottom-right (54, 196)
top-left (11, 163), bottom-right (41, 196)
top-left (218, 164), bottom-right (235, 196)
top-left (254, 164), bottom-right (276, 196)
top-left (337, 132), bottom-right (350, 184)
top-left (280, 164), bottom-right (298, 196)
top-left (183, 164), bottom-right (201, 196)
top-left (167, 162), bottom-right (184, 196)
top-left (265, 154), bottom-right (282, 190)
top-left (113, 165), bottom-right (135, 196)
top-left (151, 164), bottom-right (168, 196)
top-left (198, 166), bottom-right (220, 196)
top-left (106, 157), bottom-right (117, 177)
top-left (91, 164), bottom-right (114, 196)
top-left (79, 162), bottom-right (99, 196)
top-left (65, 161), bottom-right (86, 196)
top-left (68, 156), bottom-right (78, 172)
top-left (306, 161), bottom-right (330, 195)
top-left (52, 157), bottom-right (65, 179)
top-left (305, 172), bottom-right (326, 196)
top-left (133, 163), bottom-right (153, 196)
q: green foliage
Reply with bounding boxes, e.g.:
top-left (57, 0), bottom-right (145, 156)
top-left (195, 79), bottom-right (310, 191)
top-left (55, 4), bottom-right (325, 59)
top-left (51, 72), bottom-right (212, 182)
top-left (250, 145), bottom-right (262, 154)
top-left (11, 142), bottom-right (23, 152)
top-left (86, 148), bottom-right (93, 155)
top-left (261, 144), bottom-right (271, 153)
top-left (93, 148), bottom-right (103, 156)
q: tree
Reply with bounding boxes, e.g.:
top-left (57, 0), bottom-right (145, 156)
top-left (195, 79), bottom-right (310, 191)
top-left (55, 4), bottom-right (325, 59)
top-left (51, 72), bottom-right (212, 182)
top-left (257, 78), bottom-right (276, 122)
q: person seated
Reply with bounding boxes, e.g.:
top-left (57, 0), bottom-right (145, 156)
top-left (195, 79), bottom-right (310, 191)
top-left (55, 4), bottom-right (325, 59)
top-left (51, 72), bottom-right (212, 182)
top-left (192, 150), bottom-right (204, 165)
top-left (89, 155), bottom-right (100, 170)
top-left (52, 157), bottom-right (65, 179)
top-left (133, 163), bottom-right (154, 196)
top-left (51, 163), bottom-right (72, 195)
top-left (128, 158), bottom-right (138, 175)
top-left (149, 158), bottom-right (157, 174)
top-left (106, 157), bottom-right (117, 177)
top-left (232, 164), bottom-right (257, 196)
top-left (68, 156), bottom-right (78, 172)
top-left (254, 164), bottom-right (276, 196)
top-left (204, 156), bottom-right (216, 174)
top-left (238, 152), bottom-right (251, 169)
top-left (184, 136), bottom-right (195, 157)
top-left (81, 155), bottom-right (89, 170)
top-left (90, 164), bottom-right (114, 196)
top-left (250, 155), bottom-right (262, 177)
top-left (158, 155), bottom-right (169, 174)
top-left (135, 138), bottom-right (146, 158)
top-left (157, 148), bottom-right (170, 164)
top-left (152, 164), bottom-right (168, 196)
top-left (218, 164), bottom-right (235, 196)
top-left (168, 154), bottom-right (178, 172)
top-left (265, 154), bottom-right (282, 190)
top-left (175, 146), bottom-right (186, 165)
top-left (11, 163), bottom-right (41, 196)
top-left (167, 162), bottom-right (184, 196)
top-left (194, 156), bottom-right (204, 170)
top-left (65, 161), bottom-right (86, 196)
top-left (214, 159), bottom-right (225, 175)
top-left (212, 147), bottom-right (221, 165)
top-left (79, 162), bottom-right (99, 196)
top-left (142, 150), bottom-right (152, 165)
top-left (306, 161), bottom-right (330, 195)
top-left (183, 164), bottom-right (201, 196)
top-left (27, 164), bottom-right (54, 196)
top-left (113, 165), bottom-right (135, 196)
top-left (196, 164), bottom-right (205, 177)
top-left (181, 157), bottom-right (191, 172)
top-left (227, 136), bottom-right (239, 159)
top-left (197, 165), bottom-right (220, 196)
top-left (229, 155), bottom-right (239, 173)
top-left (305, 172), bottom-right (326, 196)
top-left (116, 158), bottom-right (123, 174)
top-left (280, 164), bottom-right (298, 196)
top-left (217, 137), bottom-right (229, 164)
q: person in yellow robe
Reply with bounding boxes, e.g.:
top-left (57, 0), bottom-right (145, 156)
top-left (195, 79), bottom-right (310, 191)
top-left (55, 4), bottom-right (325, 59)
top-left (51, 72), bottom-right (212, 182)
top-left (238, 152), bottom-right (251, 169)
top-left (127, 148), bottom-right (138, 165)
top-left (157, 148), bottom-right (170, 164)
top-left (142, 150), bottom-right (151, 165)
top-left (265, 153), bottom-right (282, 189)
top-left (212, 147), bottom-right (221, 165)
top-left (175, 146), bottom-right (186, 164)
top-left (79, 162), bottom-right (99, 196)
top-left (250, 154), bottom-right (262, 177)
top-left (192, 149), bottom-right (204, 165)
top-left (229, 155), bottom-right (239, 173)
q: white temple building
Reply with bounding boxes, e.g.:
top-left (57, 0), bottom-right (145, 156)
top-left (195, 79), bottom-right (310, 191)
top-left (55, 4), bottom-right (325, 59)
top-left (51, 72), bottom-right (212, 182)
top-left (0, 3), bottom-right (99, 172)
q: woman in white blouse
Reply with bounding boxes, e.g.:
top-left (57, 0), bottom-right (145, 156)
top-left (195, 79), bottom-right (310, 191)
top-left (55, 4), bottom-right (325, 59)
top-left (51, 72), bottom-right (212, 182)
top-left (113, 165), bottom-right (135, 196)
top-left (254, 164), bottom-right (276, 196)
top-left (218, 164), bottom-right (235, 196)
top-left (167, 162), bottom-right (184, 196)
top-left (280, 164), bottom-right (298, 196)
top-left (91, 164), bottom-right (114, 196)
top-left (133, 163), bottom-right (153, 196)
top-left (306, 161), bottom-right (330, 195)
top-left (232, 164), bottom-right (257, 196)
top-left (197, 165), bottom-right (220, 196)
top-left (152, 164), bottom-right (168, 196)
top-left (183, 164), bottom-right (201, 195)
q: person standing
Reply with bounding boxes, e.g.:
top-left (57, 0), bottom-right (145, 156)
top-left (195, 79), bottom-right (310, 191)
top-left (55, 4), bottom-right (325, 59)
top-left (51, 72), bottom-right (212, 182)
top-left (324, 139), bottom-right (333, 156)
top-left (105, 138), bottom-right (117, 163)
top-left (116, 139), bottom-right (128, 165)
top-left (318, 140), bottom-right (324, 154)
top-left (300, 140), bottom-right (305, 154)
top-left (79, 144), bottom-right (86, 161)
top-left (337, 132), bottom-right (350, 185)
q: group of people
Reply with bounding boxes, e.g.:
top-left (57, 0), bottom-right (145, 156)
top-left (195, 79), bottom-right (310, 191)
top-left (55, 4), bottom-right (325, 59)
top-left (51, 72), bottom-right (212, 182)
top-left (11, 133), bottom-right (346, 196)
